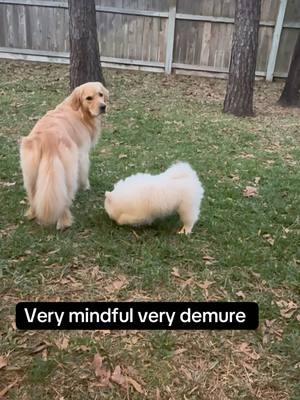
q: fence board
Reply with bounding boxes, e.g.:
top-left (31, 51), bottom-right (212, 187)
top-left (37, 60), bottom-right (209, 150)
top-left (0, 0), bottom-right (299, 79)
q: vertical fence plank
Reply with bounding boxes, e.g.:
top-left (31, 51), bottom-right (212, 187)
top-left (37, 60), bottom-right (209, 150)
top-left (266, 0), bottom-right (287, 81)
top-left (165, 0), bottom-right (176, 74)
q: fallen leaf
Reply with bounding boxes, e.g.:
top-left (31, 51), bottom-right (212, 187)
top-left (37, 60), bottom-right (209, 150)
top-left (93, 353), bottom-right (103, 377)
top-left (276, 300), bottom-right (298, 319)
top-left (156, 388), bottom-right (161, 400)
top-left (55, 337), bottom-right (69, 350)
top-left (262, 234), bottom-right (275, 246)
top-left (238, 342), bottom-right (260, 360)
top-left (171, 267), bottom-right (181, 278)
top-left (236, 290), bottom-right (246, 299)
top-left (173, 348), bottom-right (187, 356)
top-left (262, 319), bottom-right (283, 344)
top-left (180, 277), bottom-right (194, 289)
top-left (79, 345), bottom-right (90, 352)
top-left (0, 356), bottom-right (7, 369)
top-left (42, 348), bottom-right (48, 361)
top-left (92, 354), bottom-right (111, 387)
top-left (105, 276), bottom-right (128, 293)
top-left (118, 154), bottom-right (127, 159)
top-left (197, 280), bottom-right (215, 290)
top-left (111, 365), bottom-right (127, 388)
top-left (243, 186), bottom-right (258, 198)
top-left (127, 376), bottom-right (143, 394)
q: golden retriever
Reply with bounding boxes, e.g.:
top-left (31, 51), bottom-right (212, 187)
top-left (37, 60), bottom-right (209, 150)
top-left (20, 82), bottom-right (109, 230)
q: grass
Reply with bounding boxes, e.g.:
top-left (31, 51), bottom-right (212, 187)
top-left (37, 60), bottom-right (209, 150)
top-left (0, 60), bottom-right (299, 399)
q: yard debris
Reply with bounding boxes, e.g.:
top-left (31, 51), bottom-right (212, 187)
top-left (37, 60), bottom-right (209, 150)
top-left (236, 290), bottom-right (246, 299)
top-left (262, 234), bottom-right (275, 246)
top-left (196, 280), bottom-right (215, 291)
top-left (126, 376), bottom-right (144, 394)
top-left (202, 255), bottom-right (216, 265)
top-left (54, 336), bottom-right (69, 350)
top-left (239, 152), bottom-right (255, 159)
top-left (0, 181), bottom-right (16, 187)
top-left (237, 342), bottom-right (261, 360)
top-left (111, 365), bottom-right (127, 387)
top-left (105, 275), bottom-right (129, 293)
top-left (276, 300), bottom-right (298, 319)
top-left (243, 186), bottom-right (258, 197)
top-left (92, 354), bottom-right (111, 387)
top-left (0, 378), bottom-right (23, 397)
top-left (196, 280), bottom-right (215, 298)
top-left (30, 341), bottom-right (50, 355)
top-left (111, 365), bottom-right (144, 393)
top-left (262, 319), bottom-right (283, 344)
top-left (171, 267), bottom-right (181, 278)
top-left (0, 356), bottom-right (7, 369)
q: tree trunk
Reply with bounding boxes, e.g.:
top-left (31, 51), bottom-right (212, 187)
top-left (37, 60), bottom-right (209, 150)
top-left (68, 0), bottom-right (105, 90)
top-left (278, 33), bottom-right (300, 107)
top-left (223, 0), bottom-right (261, 116)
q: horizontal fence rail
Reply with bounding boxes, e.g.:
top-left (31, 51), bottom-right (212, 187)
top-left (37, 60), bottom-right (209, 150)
top-left (0, 0), bottom-right (299, 79)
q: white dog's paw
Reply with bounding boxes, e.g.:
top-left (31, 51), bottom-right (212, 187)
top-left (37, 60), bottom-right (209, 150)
top-left (177, 226), bottom-right (192, 235)
top-left (82, 180), bottom-right (90, 191)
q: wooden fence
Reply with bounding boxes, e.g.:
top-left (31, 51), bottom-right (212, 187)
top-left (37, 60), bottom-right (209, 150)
top-left (0, 0), bottom-right (299, 80)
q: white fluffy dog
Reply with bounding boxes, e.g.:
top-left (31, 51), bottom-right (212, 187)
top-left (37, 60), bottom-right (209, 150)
top-left (104, 162), bottom-right (204, 234)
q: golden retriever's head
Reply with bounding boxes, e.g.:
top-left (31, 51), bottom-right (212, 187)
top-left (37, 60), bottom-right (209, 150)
top-left (70, 82), bottom-right (109, 117)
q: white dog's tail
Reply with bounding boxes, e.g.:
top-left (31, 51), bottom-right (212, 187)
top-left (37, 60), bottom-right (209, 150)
top-left (165, 162), bottom-right (197, 180)
top-left (33, 156), bottom-right (69, 225)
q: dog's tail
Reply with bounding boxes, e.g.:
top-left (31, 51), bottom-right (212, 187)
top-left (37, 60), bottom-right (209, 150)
top-left (34, 156), bottom-right (69, 225)
top-left (165, 162), bottom-right (197, 180)
top-left (20, 137), bottom-right (69, 225)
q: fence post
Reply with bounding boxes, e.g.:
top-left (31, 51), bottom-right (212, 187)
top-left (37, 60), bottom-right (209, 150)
top-left (165, 0), bottom-right (177, 74)
top-left (266, 0), bottom-right (288, 81)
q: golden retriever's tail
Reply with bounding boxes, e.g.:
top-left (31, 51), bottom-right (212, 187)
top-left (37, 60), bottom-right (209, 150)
top-left (20, 137), bottom-right (41, 206)
top-left (34, 155), bottom-right (69, 225)
top-left (21, 137), bottom-right (69, 225)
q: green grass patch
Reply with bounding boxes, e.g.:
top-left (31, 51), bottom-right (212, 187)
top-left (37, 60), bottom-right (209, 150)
top-left (0, 61), bottom-right (299, 400)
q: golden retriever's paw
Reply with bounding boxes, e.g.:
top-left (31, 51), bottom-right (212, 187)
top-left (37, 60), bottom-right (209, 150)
top-left (56, 210), bottom-right (73, 231)
top-left (177, 226), bottom-right (192, 235)
top-left (25, 207), bottom-right (36, 220)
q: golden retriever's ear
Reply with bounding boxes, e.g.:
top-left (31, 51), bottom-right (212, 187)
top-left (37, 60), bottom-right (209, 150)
top-left (100, 84), bottom-right (109, 101)
top-left (70, 87), bottom-right (81, 111)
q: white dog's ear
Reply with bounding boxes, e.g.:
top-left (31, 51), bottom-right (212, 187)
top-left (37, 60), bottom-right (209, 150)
top-left (70, 87), bottom-right (81, 111)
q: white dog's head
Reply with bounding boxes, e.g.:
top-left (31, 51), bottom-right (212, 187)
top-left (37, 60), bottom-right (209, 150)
top-left (69, 82), bottom-right (109, 117)
top-left (104, 191), bottom-right (117, 221)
